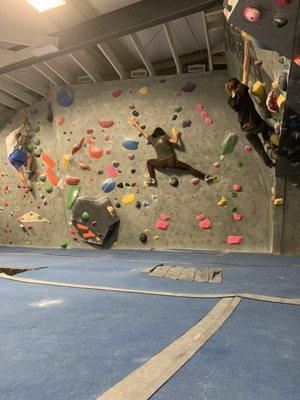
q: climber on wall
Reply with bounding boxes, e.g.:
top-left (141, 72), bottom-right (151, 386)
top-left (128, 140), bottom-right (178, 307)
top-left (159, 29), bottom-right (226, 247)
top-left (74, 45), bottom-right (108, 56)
top-left (225, 38), bottom-right (274, 167)
top-left (5, 122), bottom-right (33, 191)
top-left (130, 118), bottom-right (218, 186)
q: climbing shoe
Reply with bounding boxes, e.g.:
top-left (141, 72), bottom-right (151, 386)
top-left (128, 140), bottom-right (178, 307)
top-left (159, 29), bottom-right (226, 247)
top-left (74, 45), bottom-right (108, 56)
top-left (146, 178), bottom-right (157, 187)
top-left (25, 170), bottom-right (34, 179)
top-left (205, 175), bottom-right (219, 185)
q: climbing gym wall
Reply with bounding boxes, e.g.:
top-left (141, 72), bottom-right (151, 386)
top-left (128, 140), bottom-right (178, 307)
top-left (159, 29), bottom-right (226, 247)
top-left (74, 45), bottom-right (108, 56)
top-left (0, 71), bottom-right (273, 252)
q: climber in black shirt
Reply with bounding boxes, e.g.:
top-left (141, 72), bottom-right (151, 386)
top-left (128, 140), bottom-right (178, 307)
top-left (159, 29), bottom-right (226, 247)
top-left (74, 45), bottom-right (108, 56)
top-left (226, 38), bottom-right (274, 167)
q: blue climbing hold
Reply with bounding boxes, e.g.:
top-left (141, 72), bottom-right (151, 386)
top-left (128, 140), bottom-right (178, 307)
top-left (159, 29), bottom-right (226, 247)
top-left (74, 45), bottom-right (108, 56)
top-left (122, 139), bottom-right (139, 150)
top-left (101, 179), bottom-right (116, 193)
top-left (30, 107), bottom-right (38, 115)
top-left (56, 87), bottom-right (74, 107)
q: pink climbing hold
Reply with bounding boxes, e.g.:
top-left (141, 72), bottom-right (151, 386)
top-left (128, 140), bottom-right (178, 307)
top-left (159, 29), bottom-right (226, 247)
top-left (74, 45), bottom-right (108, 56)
top-left (276, 0), bottom-right (291, 6)
top-left (227, 235), bottom-right (243, 245)
top-left (244, 145), bottom-right (253, 152)
top-left (199, 219), bottom-right (212, 229)
top-left (99, 120), bottom-right (114, 128)
top-left (3, 199), bottom-right (9, 207)
top-left (86, 129), bottom-right (94, 135)
top-left (128, 104), bottom-right (135, 109)
top-left (107, 164), bottom-right (118, 178)
top-left (213, 162), bottom-right (221, 169)
top-left (160, 213), bottom-right (171, 221)
top-left (243, 6), bottom-right (261, 23)
top-left (191, 178), bottom-right (200, 185)
top-left (233, 213), bottom-right (243, 222)
top-left (196, 104), bottom-right (204, 111)
top-left (195, 213), bottom-right (206, 221)
top-left (205, 117), bottom-right (213, 125)
top-left (200, 111), bottom-right (208, 118)
top-left (232, 184), bottom-right (242, 192)
top-left (104, 134), bottom-right (110, 141)
top-left (112, 90), bottom-right (122, 98)
top-left (173, 90), bottom-right (182, 97)
top-left (156, 219), bottom-right (169, 230)
top-left (57, 118), bottom-right (65, 126)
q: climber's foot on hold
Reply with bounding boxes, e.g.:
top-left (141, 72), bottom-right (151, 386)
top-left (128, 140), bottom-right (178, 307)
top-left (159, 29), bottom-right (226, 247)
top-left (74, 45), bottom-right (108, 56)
top-left (205, 175), bottom-right (219, 185)
top-left (146, 178), bottom-right (157, 187)
top-left (25, 169), bottom-right (34, 179)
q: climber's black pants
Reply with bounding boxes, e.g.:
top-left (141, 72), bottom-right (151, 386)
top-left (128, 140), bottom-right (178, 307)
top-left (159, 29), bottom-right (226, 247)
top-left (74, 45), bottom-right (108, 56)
top-left (147, 156), bottom-right (206, 179)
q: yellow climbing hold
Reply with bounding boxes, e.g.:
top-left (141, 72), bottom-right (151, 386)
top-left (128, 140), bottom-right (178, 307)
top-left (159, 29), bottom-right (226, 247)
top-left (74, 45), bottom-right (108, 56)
top-left (107, 206), bottom-right (114, 215)
top-left (251, 81), bottom-right (265, 98)
top-left (139, 86), bottom-right (149, 95)
top-left (241, 31), bottom-right (252, 41)
top-left (18, 212), bottom-right (49, 223)
top-left (270, 133), bottom-right (280, 147)
top-left (62, 154), bottom-right (71, 167)
top-left (122, 193), bottom-right (135, 204)
top-left (271, 80), bottom-right (279, 90)
top-left (274, 198), bottom-right (284, 205)
top-left (144, 229), bottom-right (149, 234)
top-left (217, 197), bottom-right (227, 206)
top-left (154, 235), bottom-right (159, 240)
top-left (277, 93), bottom-right (286, 108)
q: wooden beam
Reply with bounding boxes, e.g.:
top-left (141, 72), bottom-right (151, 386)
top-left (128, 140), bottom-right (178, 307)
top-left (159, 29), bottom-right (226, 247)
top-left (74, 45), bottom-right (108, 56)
top-left (0, 77), bottom-right (36, 105)
top-left (33, 63), bottom-right (64, 86)
top-left (43, 60), bottom-right (74, 84)
top-left (69, 50), bottom-right (103, 82)
top-left (5, 71), bottom-right (49, 97)
top-left (200, 11), bottom-right (213, 71)
top-left (0, 91), bottom-right (24, 109)
top-left (129, 33), bottom-right (156, 77)
top-left (97, 43), bottom-right (127, 79)
top-left (163, 23), bottom-right (182, 74)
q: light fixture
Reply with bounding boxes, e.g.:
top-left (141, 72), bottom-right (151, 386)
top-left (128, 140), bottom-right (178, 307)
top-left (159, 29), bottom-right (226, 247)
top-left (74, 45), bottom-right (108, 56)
top-left (26, 0), bottom-right (66, 13)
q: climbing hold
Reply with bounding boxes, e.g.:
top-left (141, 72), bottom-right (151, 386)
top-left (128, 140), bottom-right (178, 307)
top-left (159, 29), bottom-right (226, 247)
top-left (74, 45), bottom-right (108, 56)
top-left (83, 231), bottom-right (96, 239)
top-left (125, 182), bottom-right (130, 187)
top-left (39, 174), bottom-right (46, 182)
top-left (132, 110), bottom-right (139, 117)
top-left (33, 125), bottom-right (40, 133)
top-left (220, 133), bottom-right (238, 156)
top-left (191, 178), bottom-right (200, 185)
top-left (254, 60), bottom-right (263, 66)
top-left (160, 213), bottom-right (171, 221)
top-left (33, 137), bottom-right (41, 146)
top-left (277, 93), bottom-right (286, 108)
top-left (232, 184), bottom-right (242, 192)
top-left (200, 111), bottom-right (208, 118)
top-left (66, 185), bottom-right (80, 209)
top-left (231, 192), bottom-right (237, 198)
top-left (139, 233), bottom-right (148, 244)
top-left (273, 17), bottom-right (288, 28)
top-left (34, 148), bottom-right (42, 158)
top-left (276, 0), bottom-right (291, 5)
top-left (278, 73), bottom-right (288, 92)
top-left (243, 6), bottom-right (261, 23)
top-left (169, 177), bottom-right (179, 187)
top-left (172, 115), bottom-right (177, 121)
top-left (135, 201), bottom-right (141, 209)
top-left (213, 162), bottom-right (221, 169)
top-left (115, 202), bottom-right (121, 208)
top-left (30, 107), bottom-right (38, 115)
top-left (18, 212), bottom-right (49, 223)
top-left (65, 176), bottom-right (81, 185)
top-left (142, 200), bottom-right (149, 207)
top-left (156, 219), bottom-right (169, 230)
top-left (173, 90), bottom-right (181, 97)
top-left (129, 103), bottom-right (135, 109)
top-left (101, 179), bottom-right (116, 193)
top-left (89, 146), bottom-right (103, 158)
top-left (244, 145), bottom-right (252, 152)
top-left (117, 183), bottom-right (124, 188)
top-left (141, 125), bottom-right (146, 130)
top-left (199, 219), bottom-right (212, 230)
top-left (77, 223), bottom-right (89, 232)
top-left (99, 120), bottom-right (114, 128)
top-left (139, 86), bottom-right (149, 95)
top-left (82, 211), bottom-right (90, 221)
top-left (77, 160), bottom-right (91, 170)
top-left (196, 104), bottom-right (204, 111)
top-left (237, 161), bottom-right (244, 168)
top-left (122, 193), bottom-right (135, 204)
top-left (181, 82), bottom-right (197, 93)
top-left (107, 164), bottom-right (118, 178)
top-left (233, 213), bottom-right (243, 221)
top-left (104, 134), bottom-right (110, 141)
top-left (122, 140), bottom-right (139, 150)
top-left (266, 90), bottom-right (279, 113)
top-left (270, 133), bottom-right (280, 147)
top-left (26, 144), bottom-right (34, 153)
top-left (217, 197), bottom-right (227, 206)
top-left (175, 106), bottom-right (182, 113)
top-left (45, 183), bottom-right (53, 193)
top-left (227, 236), bottom-right (243, 245)
top-left (182, 120), bottom-right (192, 128)
top-left (251, 81), bottom-right (265, 98)
top-left (62, 154), bottom-right (72, 167)
top-left (71, 137), bottom-right (85, 155)
top-left (112, 162), bottom-right (120, 168)
top-left (97, 169), bottom-right (104, 175)
top-left (130, 168), bottom-right (136, 174)
top-left (241, 31), bottom-right (252, 41)
top-left (112, 90), bottom-right (122, 97)
top-left (195, 213), bottom-right (206, 221)
top-left (293, 55), bottom-right (300, 66)
top-left (205, 118), bottom-right (213, 125)
top-left (274, 198), bottom-right (284, 205)
top-left (59, 239), bottom-right (68, 248)
top-left (57, 87), bottom-right (74, 107)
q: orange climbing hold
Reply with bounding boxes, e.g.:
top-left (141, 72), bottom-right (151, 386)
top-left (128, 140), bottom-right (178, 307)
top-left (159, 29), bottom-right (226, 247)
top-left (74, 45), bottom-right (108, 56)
top-left (89, 146), bottom-right (103, 159)
top-left (65, 176), bottom-right (81, 185)
top-left (83, 231), bottom-right (96, 239)
top-left (41, 152), bottom-right (57, 169)
top-left (46, 167), bottom-right (59, 186)
top-left (227, 235), bottom-right (243, 245)
top-left (86, 137), bottom-right (95, 145)
top-left (76, 223), bottom-right (89, 231)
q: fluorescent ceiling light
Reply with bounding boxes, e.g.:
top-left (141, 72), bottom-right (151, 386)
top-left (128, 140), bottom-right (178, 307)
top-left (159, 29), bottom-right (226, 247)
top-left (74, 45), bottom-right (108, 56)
top-left (26, 0), bottom-right (66, 13)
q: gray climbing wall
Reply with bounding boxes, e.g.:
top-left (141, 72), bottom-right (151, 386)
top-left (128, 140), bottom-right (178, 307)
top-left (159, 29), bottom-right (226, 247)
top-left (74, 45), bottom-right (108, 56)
top-left (0, 71), bottom-right (273, 252)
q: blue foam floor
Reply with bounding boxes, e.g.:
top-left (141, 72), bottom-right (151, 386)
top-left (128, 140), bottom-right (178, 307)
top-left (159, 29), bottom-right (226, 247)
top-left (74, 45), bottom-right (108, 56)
top-left (151, 300), bottom-right (300, 400)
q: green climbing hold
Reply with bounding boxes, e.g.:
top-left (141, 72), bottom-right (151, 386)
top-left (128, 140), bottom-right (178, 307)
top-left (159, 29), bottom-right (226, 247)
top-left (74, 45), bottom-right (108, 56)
top-left (231, 207), bottom-right (238, 212)
top-left (26, 144), bottom-right (34, 153)
top-left (82, 211), bottom-right (90, 221)
top-left (39, 174), bottom-right (46, 182)
top-left (59, 239), bottom-right (68, 248)
top-left (33, 137), bottom-right (41, 146)
top-left (220, 133), bottom-right (238, 156)
top-left (34, 125), bottom-right (40, 133)
top-left (66, 185), bottom-right (81, 209)
top-left (45, 183), bottom-right (53, 193)
top-left (231, 192), bottom-right (237, 198)
top-left (237, 161), bottom-right (244, 168)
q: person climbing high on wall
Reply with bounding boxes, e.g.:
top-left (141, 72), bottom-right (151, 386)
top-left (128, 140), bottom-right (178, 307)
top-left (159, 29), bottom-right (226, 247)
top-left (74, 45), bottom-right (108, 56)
top-left (225, 38), bottom-right (274, 167)
top-left (5, 122), bottom-right (33, 192)
top-left (130, 118), bottom-right (218, 186)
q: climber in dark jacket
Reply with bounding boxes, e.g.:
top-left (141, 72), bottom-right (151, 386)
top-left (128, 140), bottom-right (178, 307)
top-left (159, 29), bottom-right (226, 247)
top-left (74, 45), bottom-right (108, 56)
top-left (225, 38), bottom-right (274, 167)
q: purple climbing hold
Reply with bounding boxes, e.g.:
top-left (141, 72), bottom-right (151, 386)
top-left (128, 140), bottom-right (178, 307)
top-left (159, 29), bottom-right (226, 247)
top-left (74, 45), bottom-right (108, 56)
top-left (101, 179), bottom-right (116, 193)
top-left (181, 81), bottom-right (197, 93)
top-left (182, 120), bottom-right (192, 128)
top-left (56, 87), bottom-right (74, 107)
top-left (112, 162), bottom-right (120, 168)
top-left (30, 107), bottom-right (38, 115)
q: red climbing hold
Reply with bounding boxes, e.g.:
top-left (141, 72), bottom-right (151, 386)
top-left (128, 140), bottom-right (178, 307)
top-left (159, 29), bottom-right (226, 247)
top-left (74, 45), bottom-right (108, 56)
top-left (112, 90), bottom-right (122, 98)
top-left (86, 129), bottom-right (94, 134)
top-left (191, 178), bottom-right (200, 185)
top-left (199, 219), bottom-right (212, 229)
top-left (244, 145), bottom-right (253, 152)
top-left (227, 235), bottom-right (243, 245)
top-left (71, 138), bottom-right (85, 155)
top-left (156, 219), bottom-right (169, 230)
top-left (243, 6), bottom-right (261, 23)
top-left (233, 213), bottom-right (243, 222)
top-left (232, 184), bottom-right (242, 192)
top-left (195, 213), bottom-right (206, 221)
top-left (65, 176), bottom-right (81, 185)
top-left (213, 162), bottom-right (221, 169)
top-left (104, 134), bottom-right (110, 141)
top-left (76, 223), bottom-right (89, 231)
top-left (160, 213), bottom-right (171, 221)
top-left (173, 90), bottom-right (182, 97)
top-left (3, 199), bottom-right (9, 207)
top-left (77, 160), bottom-right (91, 170)
top-left (57, 118), bottom-right (65, 126)
top-left (276, 0), bottom-right (291, 5)
top-left (99, 120), bottom-right (114, 128)
top-left (83, 231), bottom-right (96, 239)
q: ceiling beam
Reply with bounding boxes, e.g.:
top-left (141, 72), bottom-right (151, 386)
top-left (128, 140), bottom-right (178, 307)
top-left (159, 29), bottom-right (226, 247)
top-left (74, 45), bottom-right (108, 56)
top-left (0, 77), bottom-right (36, 105)
top-left (43, 60), bottom-right (74, 84)
top-left (0, 0), bottom-right (222, 74)
top-left (69, 50), bottom-right (103, 82)
top-left (33, 63), bottom-right (64, 86)
top-left (0, 91), bottom-right (24, 110)
top-left (5, 71), bottom-right (49, 97)
top-left (163, 23), bottom-right (182, 74)
top-left (200, 12), bottom-right (213, 71)
top-left (129, 33), bottom-right (156, 77)
top-left (0, 26), bottom-right (58, 47)
top-left (97, 43), bottom-right (127, 79)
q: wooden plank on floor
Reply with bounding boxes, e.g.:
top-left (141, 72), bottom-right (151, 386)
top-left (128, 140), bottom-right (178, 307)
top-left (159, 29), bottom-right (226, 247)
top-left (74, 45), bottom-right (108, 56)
top-left (194, 268), bottom-right (210, 282)
top-left (150, 265), bottom-right (172, 278)
top-left (178, 268), bottom-right (196, 281)
top-left (209, 268), bottom-right (222, 283)
top-left (164, 266), bottom-right (183, 280)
